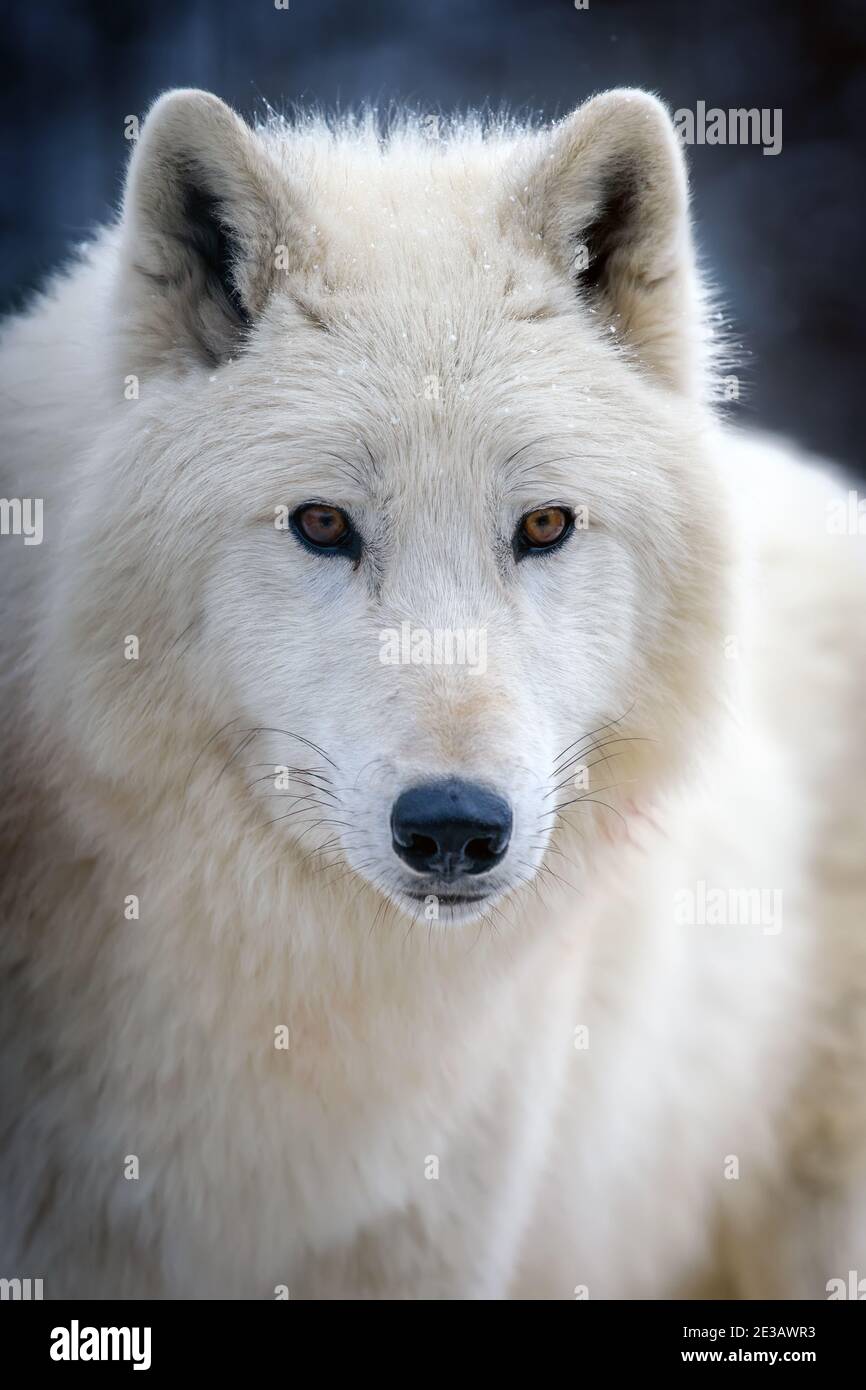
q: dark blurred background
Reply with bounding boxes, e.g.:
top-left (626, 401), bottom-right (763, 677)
top-left (1, 0), bottom-right (864, 468)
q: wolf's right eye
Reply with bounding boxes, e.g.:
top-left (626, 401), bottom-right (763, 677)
top-left (290, 503), bottom-right (360, 559)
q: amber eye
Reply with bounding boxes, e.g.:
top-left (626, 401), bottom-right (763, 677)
top-left (516, 505), bottom-right (574, 555)
top-left (291, 502), bottom-right (358, 556)
top-left (295, 504), bottom-right (348, 545)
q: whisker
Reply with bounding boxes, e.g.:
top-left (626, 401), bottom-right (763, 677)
top-left (183, 716), bottom-right (243, 796)
top-left (552, 732), bottom-right (650, 781)
top-left (551, 706), bottom-right (633, 771)
top-left (209, 730), bottom-right (261, 792)
top-left (248, 727), bottom-right (339, 770)
top-left (543, 748), bottom-right (636, 799)
top-left (545, 794), bottom-right (627, 830)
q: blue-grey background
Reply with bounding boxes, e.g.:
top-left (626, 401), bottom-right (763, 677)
top-left (1, 0), bottom-right (864, 468)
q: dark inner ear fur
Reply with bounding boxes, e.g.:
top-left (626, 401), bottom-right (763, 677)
top-left (571, 162), bottom-right (641, 297)
top-left (180, 180), bottom-right (252, 329)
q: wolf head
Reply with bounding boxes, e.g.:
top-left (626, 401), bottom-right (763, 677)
top-left (52, 89), bottom-right (729, 928)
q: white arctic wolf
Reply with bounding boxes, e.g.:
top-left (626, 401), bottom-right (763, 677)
top-left (1, 87), bottom-right (865, 1300)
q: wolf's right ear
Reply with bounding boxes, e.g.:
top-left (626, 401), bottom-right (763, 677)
top-left (117, 90), bottom-right (312, 367)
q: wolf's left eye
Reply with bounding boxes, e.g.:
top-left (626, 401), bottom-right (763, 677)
top-left (290, 503), bottom-right (360, 558)
top-left (515, 506), bottom-right (574, 557)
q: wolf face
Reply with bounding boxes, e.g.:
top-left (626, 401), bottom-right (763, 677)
top-left (57, 89), bottom-right (729, 927)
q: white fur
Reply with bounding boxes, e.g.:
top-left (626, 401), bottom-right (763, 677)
top-left (1, 89), bottom-right (865, 1299)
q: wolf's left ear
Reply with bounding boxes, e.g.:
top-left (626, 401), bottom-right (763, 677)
top-left (117, 89), bottom-right (312, 367)
top-left (511, 90), bottom-right (704, 396)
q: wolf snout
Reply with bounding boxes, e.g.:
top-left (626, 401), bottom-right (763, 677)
top-left (390, 778), bottom-right (512, 878)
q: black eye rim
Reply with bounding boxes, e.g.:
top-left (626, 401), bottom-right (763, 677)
top-left (513, 504), bottom-right (576, 560)
top-left (289, 502), bottom-right (363, 561)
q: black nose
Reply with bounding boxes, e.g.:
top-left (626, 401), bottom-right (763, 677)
top-left (391, 779), bottom-right (512, 878)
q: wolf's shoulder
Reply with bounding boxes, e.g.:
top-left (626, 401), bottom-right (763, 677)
top-left (0, 231), bottom-right (119, 497)
top-left (721, 426), bottom-right (866, 601)
top-left (722, 427), bottom-right (866, 824)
